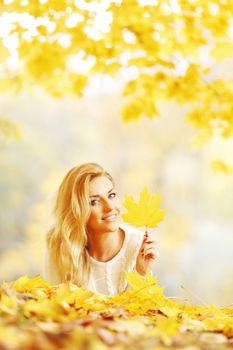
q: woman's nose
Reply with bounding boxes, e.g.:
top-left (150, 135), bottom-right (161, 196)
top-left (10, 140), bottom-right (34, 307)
top-left (103, 198), bottom-right (114, 211)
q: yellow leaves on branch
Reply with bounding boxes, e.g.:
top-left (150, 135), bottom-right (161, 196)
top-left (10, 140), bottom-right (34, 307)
top-left (122, 187), bottom-right (165, 228)
top-left (0, 1), bottom-right (233, 144)
top-left (122, 96), bottom-right (158, 122)
top-left (186, 79), bottom-right (233, 143)
top-left (125, 273), bottom-right (165, 305)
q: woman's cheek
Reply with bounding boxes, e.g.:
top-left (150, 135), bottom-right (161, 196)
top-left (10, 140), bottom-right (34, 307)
top-left (119, 201), bottom-right (124, 212)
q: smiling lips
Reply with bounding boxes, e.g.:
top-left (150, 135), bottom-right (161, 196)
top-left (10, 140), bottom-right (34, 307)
top-left (102, 213), bottom-right (118, 221)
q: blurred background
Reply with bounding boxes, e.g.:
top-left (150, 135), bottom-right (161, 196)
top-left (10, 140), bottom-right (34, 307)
top-left (0, 0), bottom-right (233, 307)
top-left (1, 87), bottom-right (233, 307)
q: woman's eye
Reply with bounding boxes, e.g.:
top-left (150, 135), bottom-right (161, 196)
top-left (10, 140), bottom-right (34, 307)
top-left (109, 192), bottom-right (116, 198)
top-left (90, 199), bottom-right (99, 206)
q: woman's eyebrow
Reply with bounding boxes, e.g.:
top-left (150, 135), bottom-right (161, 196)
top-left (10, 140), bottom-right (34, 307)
top-left (89, 187), bottom-right (114, 198)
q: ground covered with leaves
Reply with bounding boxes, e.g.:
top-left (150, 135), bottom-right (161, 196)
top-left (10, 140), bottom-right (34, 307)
top-left (0, 273), bottom-right (232, 350)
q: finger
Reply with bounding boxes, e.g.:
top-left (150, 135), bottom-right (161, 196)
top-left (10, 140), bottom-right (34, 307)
top-left (144, 241), bottom-right (156, 246)
top-left (144, 250), bottom-right (157, 260)
top-left (145, 253), bottom-right (157, 260)
top-left (144, 234), bottom-right (157, 242)
top-left (144, 244), bottom-right (159, 257)
top-left (143, 234), bottom-right (156, 242)
top-left (146, 253), bottom-right (157, 260)
top-left (140, 246), bottom-right (154, 257)
top-left (144, 246), bottom-right (156, 254)
top-left (144, 247), bottom-right (157, 258)
top-left (140, 250), bottom-right (146, 257)
top-left (143, 242), bottom-right (157, 249)
top-left (139, 236), bottom-right (146, 250)
top-left (140, 243), bottom-right (158, 257)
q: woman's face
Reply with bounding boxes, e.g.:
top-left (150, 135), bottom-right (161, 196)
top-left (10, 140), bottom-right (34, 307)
top-left (86, 176), bottom-right (121, 235)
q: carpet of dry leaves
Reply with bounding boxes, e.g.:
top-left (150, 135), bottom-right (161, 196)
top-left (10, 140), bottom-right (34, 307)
top-left (0, 273), bottom-right (232, 350)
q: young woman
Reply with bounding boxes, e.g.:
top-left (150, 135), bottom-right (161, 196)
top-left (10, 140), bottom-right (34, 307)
top-left (45, 163), bottom-right (158, 296)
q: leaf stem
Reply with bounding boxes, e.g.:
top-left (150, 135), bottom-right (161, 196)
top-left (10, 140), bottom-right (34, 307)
top-left (180, 285), bottom-right (209, 307)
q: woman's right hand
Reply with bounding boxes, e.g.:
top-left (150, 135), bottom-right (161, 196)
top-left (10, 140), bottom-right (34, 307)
top-left (136, 230), bottom-right (158, 276)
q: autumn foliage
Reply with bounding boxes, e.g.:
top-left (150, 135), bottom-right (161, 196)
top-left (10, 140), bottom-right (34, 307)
top-left (0, 0), bottom-right (233, 146)
top-left (0, 187), bottom-right (232, 348)
top-left (0, 3), bottom-right (233, 348)
top-left (0, 274), bottom-right (232, 349)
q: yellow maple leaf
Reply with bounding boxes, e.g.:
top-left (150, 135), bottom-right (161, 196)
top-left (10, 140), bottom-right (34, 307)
top-left (122, 187), bottom-right (165, 228)
top-left (12, 275), bottom-right (51, 294)
top-left (125, 273), bottom-right (165, 304)
top-left (54, 283), bottom-right (93, 307)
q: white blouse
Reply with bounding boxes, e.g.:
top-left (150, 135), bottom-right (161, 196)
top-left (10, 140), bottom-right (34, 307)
top-left (87, 223), bottom-right (144, 296)
top-left (44, 223), bottom-right (144, 296)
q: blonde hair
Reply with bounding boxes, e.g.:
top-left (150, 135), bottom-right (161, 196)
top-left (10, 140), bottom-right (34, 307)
top-left (46, 163), bottom-right (114, 287)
